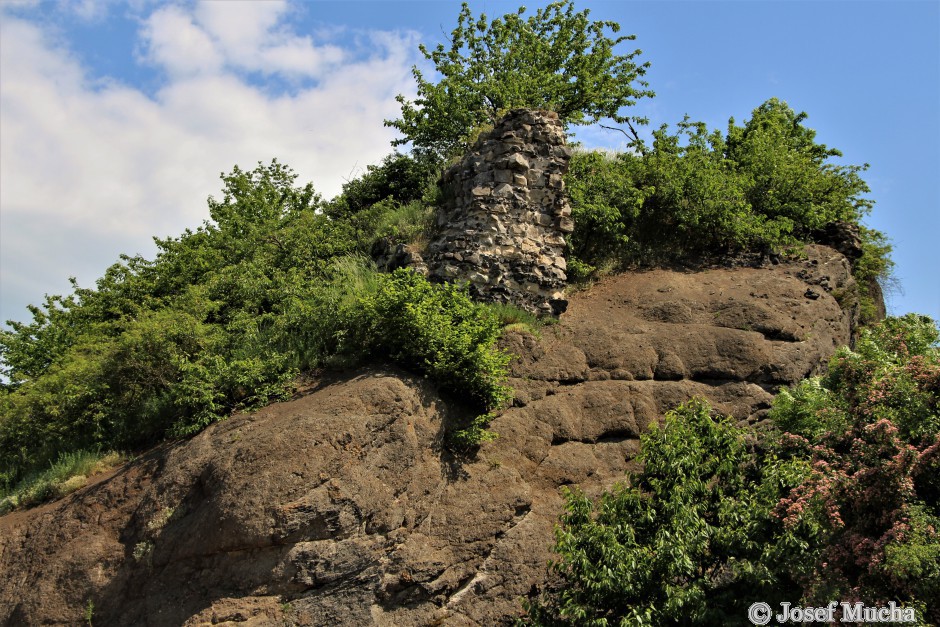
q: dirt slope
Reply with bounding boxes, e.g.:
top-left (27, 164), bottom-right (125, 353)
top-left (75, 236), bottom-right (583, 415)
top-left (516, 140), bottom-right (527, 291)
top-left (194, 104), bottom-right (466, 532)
top-left (0, 245), bottom-right (860, 626)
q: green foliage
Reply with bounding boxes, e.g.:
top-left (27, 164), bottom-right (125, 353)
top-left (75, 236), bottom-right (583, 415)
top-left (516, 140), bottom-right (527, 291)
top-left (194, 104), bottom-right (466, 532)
top-left (133, 540), bottom-right (154, 563)
top-left (362, 269), bottom-right (512, 411)
top-left (525, 399), bottom-right (808, 625)
top-left (0, 161), bottom-right (328, 485)
top-left (319, 151), bottom-right (442, 259)
top-left (529, 316), bottom-right (939, 624)
top-left (327, 152), bottom-right (442, 218)
top-left (565, 149), bottom-right (647, 271)
top-left (271, 259), bottom-right (512, 411)
top-left (84, 598), bottom-right (94, 627)
top-left (372, 200), bottom-right (436, 246)
top-left (277, 262), bottom-right (511, 447)
top-left (637, 118), bottom-right (760, 256)
top-left (770, 378), bottom-right (846, 442)
top-left (0, 158), bottom-right (511, 492)
top-left (726, 98), bottom-right (873, 235)
top-left (881, 504), bottom-right (940, 601)
top-left (566, 99), bottom-right (891, 293)
top-left (386, 0), bottom-right (653, 159)
top-left (448, 413), bottom-right (500, 451)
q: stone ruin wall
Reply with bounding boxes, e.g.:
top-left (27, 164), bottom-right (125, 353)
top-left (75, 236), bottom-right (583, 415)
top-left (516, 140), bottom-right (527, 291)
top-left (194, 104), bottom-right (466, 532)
top-left (424, 109), bottom-right (573, 316)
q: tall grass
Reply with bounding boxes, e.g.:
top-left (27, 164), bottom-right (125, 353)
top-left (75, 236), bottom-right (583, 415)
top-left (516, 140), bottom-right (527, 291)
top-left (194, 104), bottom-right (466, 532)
top-left (0, 450), bottom-right (125, 514)
top-left (374, 200), bottom-right (435, 248)
top-left (485, 302), bottom-right (554, 337)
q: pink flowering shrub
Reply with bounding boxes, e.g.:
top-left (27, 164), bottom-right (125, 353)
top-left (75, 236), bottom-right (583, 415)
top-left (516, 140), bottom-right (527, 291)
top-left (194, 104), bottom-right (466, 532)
top-left (770, 314), bottom-right (939, 621)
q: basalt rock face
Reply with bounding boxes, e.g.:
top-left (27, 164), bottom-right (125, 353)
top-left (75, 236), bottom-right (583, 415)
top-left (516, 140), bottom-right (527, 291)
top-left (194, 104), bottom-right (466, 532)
top-left (425, 109), bottom-right (573, 316)
top-left (0, 245), bottom-right (866, 627)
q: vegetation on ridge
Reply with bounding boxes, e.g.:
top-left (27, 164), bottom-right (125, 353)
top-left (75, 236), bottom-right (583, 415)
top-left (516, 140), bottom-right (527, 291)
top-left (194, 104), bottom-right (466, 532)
top-left (0, 159), bottom-right (509, 498)
top-left (0, 0), bottom-right (896, 528)
top-left (565, 99), bottom-right (892, 323)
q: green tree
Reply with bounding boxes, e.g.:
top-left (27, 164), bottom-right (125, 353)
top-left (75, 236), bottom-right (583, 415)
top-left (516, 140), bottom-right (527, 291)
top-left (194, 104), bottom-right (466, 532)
top-left (524, 399), bottom-right (808, 626)
top-left (386, 1), bottom-right (653, 159)
top-left (725, 98), bottom-right (874, 237)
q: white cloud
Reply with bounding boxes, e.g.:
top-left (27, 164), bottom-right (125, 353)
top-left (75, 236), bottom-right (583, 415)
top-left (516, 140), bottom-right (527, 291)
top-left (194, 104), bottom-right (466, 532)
top-left (140, 0), bottom-right (346, 80)
top-left (0, 4), bottom-right (420, 324)
top-left (140, 5), bottom-right (224, 76)
top-left (63, 0), bottom-right (110, 22)
top-left (194, 0), bottom-right (285, 50)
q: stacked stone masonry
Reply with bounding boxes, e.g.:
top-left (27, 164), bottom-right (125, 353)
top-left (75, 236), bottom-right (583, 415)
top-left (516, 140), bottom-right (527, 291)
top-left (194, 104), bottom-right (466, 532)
top-left (426, 109), bottom-right (573, 316)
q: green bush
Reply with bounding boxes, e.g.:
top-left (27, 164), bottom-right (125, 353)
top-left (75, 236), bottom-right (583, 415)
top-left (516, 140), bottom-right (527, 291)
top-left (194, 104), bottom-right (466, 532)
top-left (326, 151), bottom-right (442, 218)
top-left (274, 261), bottom-right (511, 446)
top-left (323, 151), bottom-right (442, 254)
top-left (524, 398), bottom-right (809, 625)
top-left (565, 99), bottom-right (892, 295)
top-left (447, 413), bottom-right (500, 452)
top-left (566, 149), bottom-right (647, 272)
top-left (363, 269), bottom-right (512, 412)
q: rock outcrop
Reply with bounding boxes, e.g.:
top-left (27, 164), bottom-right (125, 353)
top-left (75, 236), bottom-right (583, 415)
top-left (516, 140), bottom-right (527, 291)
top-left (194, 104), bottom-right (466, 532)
top-left (425, 109), bottom-right (573, 316)
top-left (0, 244), bottom-right (863, 626)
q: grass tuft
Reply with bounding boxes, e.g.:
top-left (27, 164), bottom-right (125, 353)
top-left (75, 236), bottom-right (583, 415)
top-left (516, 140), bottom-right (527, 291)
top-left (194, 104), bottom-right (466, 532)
top-left (0, 450), bottom-right (125, 514)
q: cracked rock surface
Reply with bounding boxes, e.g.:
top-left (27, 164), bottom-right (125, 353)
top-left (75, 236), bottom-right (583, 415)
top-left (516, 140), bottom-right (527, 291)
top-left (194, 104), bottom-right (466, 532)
top-left (0, 245), bottom-right (858, 626)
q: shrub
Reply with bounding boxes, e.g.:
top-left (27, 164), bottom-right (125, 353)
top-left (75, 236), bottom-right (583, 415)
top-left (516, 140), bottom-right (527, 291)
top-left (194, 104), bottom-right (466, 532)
top-left (363, 269), bottom-right (512, 412)
top-left (565, 99), bottom-right (892, 295)
top-left (524, 399), bottom-right (808, 625)
top-left (447, 413), bottom-right (500, 452)
top-left (565, 149), bottom-right (647, 274)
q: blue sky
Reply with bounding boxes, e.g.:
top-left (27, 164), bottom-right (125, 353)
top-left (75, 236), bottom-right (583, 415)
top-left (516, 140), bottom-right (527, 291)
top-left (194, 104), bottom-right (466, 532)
top-left (1, 0), bottom-right (937, 326)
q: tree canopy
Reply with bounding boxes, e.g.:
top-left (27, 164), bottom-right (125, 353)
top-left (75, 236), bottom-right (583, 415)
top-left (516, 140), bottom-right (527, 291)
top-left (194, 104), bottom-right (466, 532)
top-left (385, 0), bottom-right (653, 159)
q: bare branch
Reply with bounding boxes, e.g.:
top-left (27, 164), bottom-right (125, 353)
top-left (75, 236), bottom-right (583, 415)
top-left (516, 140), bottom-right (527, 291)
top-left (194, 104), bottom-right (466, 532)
top-left (599, 123), bottom-right (646, 155)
